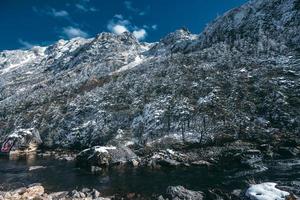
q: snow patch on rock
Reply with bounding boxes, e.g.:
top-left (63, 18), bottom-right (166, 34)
top-left (110, 55), bottom-right (145, 75)
top-left (94, 146), bottom-right (117, 153)
top-left (246, 182), bottom-right (290, 200)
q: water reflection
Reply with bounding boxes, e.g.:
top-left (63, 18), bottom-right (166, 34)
top-left (26, 153), bottom-right (37, 165)
top-left (8, 152), bottom-right (37, 165)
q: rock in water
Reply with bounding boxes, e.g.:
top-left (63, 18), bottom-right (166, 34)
top-left (76, 145), bottom-right (139, 169)
top-left (166, 186), bottom-right (204, 200)
top-left (246, 182), bottom-right (290, 200)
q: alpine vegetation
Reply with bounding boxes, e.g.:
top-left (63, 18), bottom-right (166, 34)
top-left (1, 0), bottom-right (299, 149)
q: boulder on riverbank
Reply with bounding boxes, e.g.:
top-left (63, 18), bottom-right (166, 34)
top-left (76, 145), bottom-right (139, 170)
top-left (0, 184), bottom-right (45, 200)
top-left (1, 128), bottom-right (42, 155)
top-left (0, 184), bottom-right (110, 200)
top-left (139, 148), bottom-right (212, 168)
top-left (141, 149), bottom-right (187, 168)
top-left (163, 186), bottom-right (204, 200)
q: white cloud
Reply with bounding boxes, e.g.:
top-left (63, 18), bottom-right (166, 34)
top-left (107, 15), bottom-right (130, 34)
top-left (124, 1), bottom-right (136, 11)
top-left (62, 26), bottom-right (89, 38)
top-left (112, 25), bottom-right (129, 35)
top-left (107, 15), bottom-right (147, 40)
top-left (133, 29), bottom-right (147, 40)
top-left (50, 8), bottom-right (69, 17)
top-left (75, 4), bottom-right (98, 12)
top-left (151, 24), bottom-right (158, 30)
top-left (90, 7), bottom-right (98, 12)
top-left (32, 7), bottom-right (69, 18)
top-left (114, 14), bottom-right (123, 19)
top-left (109, 15), bottom-right (130, 26)
top-left (32, 6), bottom-right (39, 13)
top-left (124, 1), bottom-right (149, 16)
top-left (76, 4), bottom-right (87, 11)
top-left (18, 39), bottom-right (35, 49)
top-left (139, 11), bottom-right (146, 16)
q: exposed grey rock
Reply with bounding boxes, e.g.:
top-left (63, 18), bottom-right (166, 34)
top-left (0, 184), bottom-right (110, 200)
top-left (11, 187), bottom-right (27, 195)
top-left (76, 145), bottom-right (139, 169)
top-left (276, 181), bottom-right (300, 197)
top-left (48, 191), bottom-right (69, 200)
top-left (2, 128), bottom-right (42, 154)
top-left (231, 189), bottom-right (242, 199)
top-left (91, 189), bottom-right (101, 199)
top-left (219, 147), bottom-right (269, 178)
top-left (166, 186), bottom-right (204, 200)
top-left (157, 195), bottom-right (165, 200)
top-left (141, 149), bottom-right (192, 168)
top-left (220, 148), bottom-right (264, 168)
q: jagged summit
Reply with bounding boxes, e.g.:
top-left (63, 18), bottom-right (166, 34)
top-left (160, 28), bottom-right (197, 45)
top-left (147, 28), bottom-right (198, 56)
top-left (199, 0), bottom-right (300, 53)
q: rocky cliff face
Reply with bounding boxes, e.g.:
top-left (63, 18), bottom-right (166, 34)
top-left (0, 0), bottom-right (299, 150)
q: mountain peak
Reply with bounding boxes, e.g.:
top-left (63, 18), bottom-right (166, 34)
top-left (94, 31), bottom-right (139, 46)
top-left (199, 0), bottom-right (300, 53)
top-left (147, 28), bottom-right (198, 56)
top-left (161, 28), bottom-right (196, 45)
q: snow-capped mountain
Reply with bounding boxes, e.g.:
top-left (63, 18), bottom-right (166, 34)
top-left (0, 0), bottom-right (299, 149)
top-left (199, 0), bottom-right (300, 53)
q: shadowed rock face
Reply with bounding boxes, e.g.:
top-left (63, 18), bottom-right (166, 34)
top-left (0, 0), bottom-right (299, 150)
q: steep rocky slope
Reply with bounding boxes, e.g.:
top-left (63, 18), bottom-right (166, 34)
top-left (0, 0), bottom-right (299, 150)
top-left (199, 0), bottom-right (300, 53)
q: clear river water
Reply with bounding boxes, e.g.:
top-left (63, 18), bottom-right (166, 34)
top-left (0, 155), bottom-right (299, 197)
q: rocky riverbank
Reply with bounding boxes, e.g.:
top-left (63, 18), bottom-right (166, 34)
top-left (6, 134), bottom-right (298, 173)
top-left (1, 182), bottom-right (297, 200)
top-left (0, 183), bottom-right (110, 200)
top-left (74, 133), bottom-right (300, 172)
top-left (1, 113), bottom-right (299, 200)
top-left (1, 140), bottom-right (300, 199)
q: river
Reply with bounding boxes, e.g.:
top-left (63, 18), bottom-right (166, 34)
top-left (0, 155), bottom-right (299, 197)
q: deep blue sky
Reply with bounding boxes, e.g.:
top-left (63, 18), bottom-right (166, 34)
top-left (0, 0), bottom-right (247, 51)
